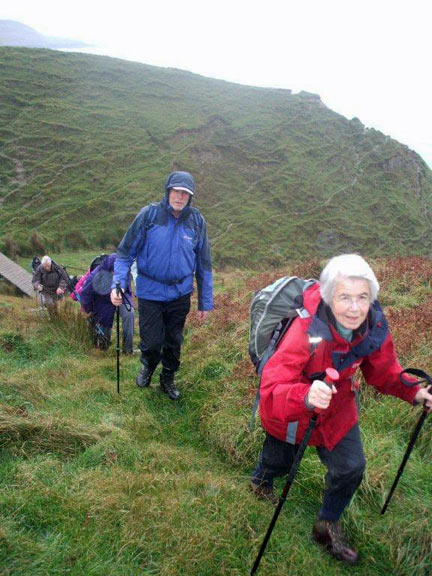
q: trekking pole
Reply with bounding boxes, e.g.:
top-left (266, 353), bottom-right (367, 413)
top-left (116, 282), bottom-right (121, 395)
top-left (251, 368), bottom-right (339, 575)
top-left (381, 368), bottom-right (432, 514)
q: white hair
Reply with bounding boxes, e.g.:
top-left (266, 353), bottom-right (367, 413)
top-left (319, 254), bottom-right (379, 304)
top-left (41, 255), bottom-right (52, 265)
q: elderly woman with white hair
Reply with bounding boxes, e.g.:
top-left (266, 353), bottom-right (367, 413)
top-left (250, 254), bottom-right (432, 564)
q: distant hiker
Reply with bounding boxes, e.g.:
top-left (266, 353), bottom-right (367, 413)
top-left (249, 254), bottom-right (432, 564)
top-left (70, 269), bottom-right (91, 304)
top-left (31, 255), bottom-right (41, 273)
top-left (111, 170), bottom-right (213, 400)
top-left (80, 253), bottom-right (134, 352)
top-left (32, 255), bottom-right (67, 317)
top-left (70, 254), bottom-right (108, 304)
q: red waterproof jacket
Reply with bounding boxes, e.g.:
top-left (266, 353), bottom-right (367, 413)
top-left (259, 283), bottom-right (419, 451)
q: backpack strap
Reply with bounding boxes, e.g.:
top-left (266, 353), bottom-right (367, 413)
top-left (133, 203), bottom-right (159, 256)
top-left (189, 207), bottom-right (203, 247)
top-left (143, 203), bottom-right (159, 234)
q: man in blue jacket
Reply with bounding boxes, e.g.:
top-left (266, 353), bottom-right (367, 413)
top-left (111, 171), bottom-right (213, 400)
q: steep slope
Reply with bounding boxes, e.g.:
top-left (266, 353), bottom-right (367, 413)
top-left (1, 47), bottom-right (431, 266)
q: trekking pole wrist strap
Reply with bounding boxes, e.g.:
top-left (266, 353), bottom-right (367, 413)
top-left (400, 367), bottom-right (432, 387)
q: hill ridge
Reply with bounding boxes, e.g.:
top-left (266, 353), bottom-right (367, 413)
top-left (0, 47), bottom-right (431, 265)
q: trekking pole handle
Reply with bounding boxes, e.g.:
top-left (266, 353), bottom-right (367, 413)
top-left (115, 282), bottom-right (121, 298)
top-left (400, 368), bottom-right (432, 411)
top-left (324, 367), bottom-right (339, 384)
top-left (314, 368), bottom-right (339, 414)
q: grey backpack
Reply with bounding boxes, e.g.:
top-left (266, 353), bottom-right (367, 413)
top-left (248, 276), bottom-right (317, 427)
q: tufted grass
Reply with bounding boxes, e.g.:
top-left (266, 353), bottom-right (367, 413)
top-left (0, 258), bottom-right (431, 575)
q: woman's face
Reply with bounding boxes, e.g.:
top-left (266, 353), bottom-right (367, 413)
top-left (330, 277), bottom-right (370, 330)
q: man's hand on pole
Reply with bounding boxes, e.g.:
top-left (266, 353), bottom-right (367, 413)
top-left (196, 310), bottom-right (210, 322)
top-left (110, 288), bottom-right (123, 307)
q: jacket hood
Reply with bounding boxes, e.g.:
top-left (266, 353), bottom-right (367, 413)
top-left (165, 171), bottom-right (195, 196)
top-left (303, 283), bottom-right (322, 315)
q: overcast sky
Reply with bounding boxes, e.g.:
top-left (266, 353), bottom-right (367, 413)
top-left (2, 0), bottom-right (431, 167)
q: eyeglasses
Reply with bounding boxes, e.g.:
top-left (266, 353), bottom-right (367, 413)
top-left (333, 294), bottom-right (370, 308)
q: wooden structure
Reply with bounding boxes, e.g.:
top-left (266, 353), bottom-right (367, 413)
top-left (0, 252), bottom-right (35, 297)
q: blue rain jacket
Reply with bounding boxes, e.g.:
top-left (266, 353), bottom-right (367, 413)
top-left (113, 193), bottom-right (213, 311)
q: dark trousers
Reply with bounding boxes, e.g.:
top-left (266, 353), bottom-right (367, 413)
top-left (119, 302), bottom-right (135, 354)
top-left (90, 304), bottom-right (134, 353)
top-left (90, 320), bottom-right (111, 350)
top-left (138, 294), bottom-right (191, 373)
top-left (251, 424), bottom-right (366, 521)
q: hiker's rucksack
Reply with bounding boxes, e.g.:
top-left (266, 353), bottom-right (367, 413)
top-left (248, 276), bottom-right (317, 427)
top-left (90, 254), bottom-right (108, 272)
top-left (70, 254), bottom-right (108, 302)
top-left (249, 276), bottom-right (317, 373)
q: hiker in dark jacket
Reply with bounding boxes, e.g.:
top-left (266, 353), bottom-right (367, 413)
top-left (81, 254), bottom-right (134, 352)
top-left (32, 255), bottom-right (67, 316)
top-left (250, 254), bottom-right (432, 564)
top-left (111, 170), bottom-right (213, 400)
top-left (31, 256), bottom-right (41, 273)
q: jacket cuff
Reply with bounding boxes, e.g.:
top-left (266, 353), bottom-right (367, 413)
top-left (304, 391), bottom-right (314, 411)
top-left (410, 385), bottom-right (421, 405)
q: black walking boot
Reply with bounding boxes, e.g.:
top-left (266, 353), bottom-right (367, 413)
top-left (136, 364), bottom-right (153, 388)
top-left (312, 519), bottom-right (359, 564)
top-left (249, 479), bottom-right (278, 506)
top-left (159, 371), bottom-right (180, 400)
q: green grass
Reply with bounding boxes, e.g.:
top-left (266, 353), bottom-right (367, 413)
top-left (1, 258), bottom-right (432, 575)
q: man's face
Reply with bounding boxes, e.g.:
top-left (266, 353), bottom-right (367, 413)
top-left (42, 261), bottom-right (51, 271)
top-left (168, 189), bottom-right (190, 216)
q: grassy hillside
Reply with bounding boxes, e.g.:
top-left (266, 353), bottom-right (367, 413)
top-left (1, 48), bottom-right (432, 266)
top-left (1, 257), bottom-right (431, 575)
